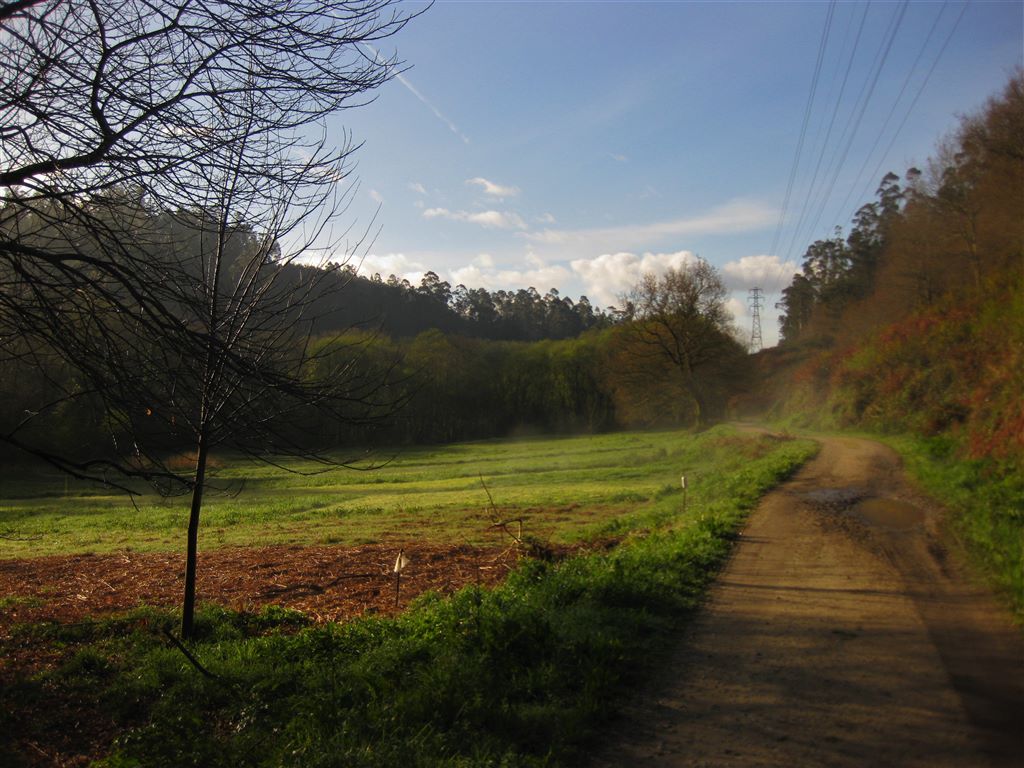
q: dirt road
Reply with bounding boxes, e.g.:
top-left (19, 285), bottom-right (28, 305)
top-left (593, 436), bottom-right (1023, 767)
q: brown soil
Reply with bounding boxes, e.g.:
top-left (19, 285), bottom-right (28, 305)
top-left (0, 541), bottom-right (523, 635)
top-left (592, 435), bottom-right (1024, 767)
top-left (0, 540), bottom-right (532, 767)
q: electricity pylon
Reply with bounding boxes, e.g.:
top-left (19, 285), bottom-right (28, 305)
top-left (748, 287), bottom-right (764, 353)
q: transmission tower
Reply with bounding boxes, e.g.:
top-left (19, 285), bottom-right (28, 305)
top-left (748, 287), bottom-right (764, 353)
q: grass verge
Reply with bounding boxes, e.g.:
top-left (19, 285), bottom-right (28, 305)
top-left (1, 428), bottom-right (816, 767)
top-left (878, 433), bottom-right (1024, 621)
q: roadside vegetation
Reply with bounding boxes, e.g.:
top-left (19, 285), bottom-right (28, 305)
top-left (879, 433), bottom-right (1023, 619)
top-left (0, 427), bottom-right (815, 766)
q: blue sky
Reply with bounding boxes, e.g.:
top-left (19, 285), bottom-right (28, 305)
top-left (328, 0), bottom-right (1023, 346)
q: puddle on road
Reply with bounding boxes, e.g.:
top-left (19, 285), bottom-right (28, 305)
top-left (852, 498), bottom-right (924, 531)
top-left (801, 488), bottom-right (925, 532)
top-left (801, 487), bottom-right (866, 509)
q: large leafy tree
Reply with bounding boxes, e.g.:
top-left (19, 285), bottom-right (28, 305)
top-left (616, 259), bottom-right (745, 427)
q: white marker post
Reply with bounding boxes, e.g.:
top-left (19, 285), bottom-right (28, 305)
top-left (393, 549), bottom-right (409, 607)
top-left (681, 474), bottom-right (687, 513)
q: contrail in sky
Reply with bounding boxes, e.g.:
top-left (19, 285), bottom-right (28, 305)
top-left (363, 44), bottom-right (470, 145)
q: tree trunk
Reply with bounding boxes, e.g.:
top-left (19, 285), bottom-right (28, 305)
top-left (181, 435), bottom-right (209, 640)
top-left (677, 355), bottom-right (706, 430)
top-left (690, 384), bottom-right (707, 430)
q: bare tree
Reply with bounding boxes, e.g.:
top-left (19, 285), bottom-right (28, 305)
top-left (617, 260), bottom-right (744, 427)
top-left (1, 0), bottom-right (416, 637)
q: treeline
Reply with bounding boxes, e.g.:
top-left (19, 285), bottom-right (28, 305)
top-left (1, 312), bottom-right (744, 461)
top-left (310, 320), bottom-right (747, 447)
top-left (776, 171), bottom-right (903, 345)
top-left (1, 185), bottom-right (747, 461)
top-left (762, 71), bottom-right (1023, 467)
top-left (323, 268), bottom-right (616, 342)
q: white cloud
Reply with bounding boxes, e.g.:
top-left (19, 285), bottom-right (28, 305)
top-left (449, 264), bottom-right (488, 287)
top-left (725, 296), bottom-right (748, 327)
top-left (610, 153), bottom-right (628, 163)
top-left (721, 254), bottom-right (799, 292)
top-left (536, 212), bottom-right (556, 224)
top-left (466, 177), bottom-right (520, 198)
top-left (471, 210), bottom-right (527, 230)
top-left (369, 189), bottom-right (384, 204)
top-left (355, 253), bottom-right (428, 281)
top-left (407, 181), bottom-right (427, 195)
top-left (569, 251), bottom-right (698, 307)
top-left (422, 207), bottom-right (527, 230)
top-left (449, 251), bottom-right (570, 293)
top-left (525, 199), bottom-right (776, 254)
top-left (450, 262), bottom-right (571, 293)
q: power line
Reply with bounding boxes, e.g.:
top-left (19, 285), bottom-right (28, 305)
top-left (786, 2), bottom-right (871, 259)
top-left (788, 0), bottom-right (909, 261)
top-left (847, 1), bottom-right (968, 211)
top-left (766, 0), bottom-right (836, 286)
top-left (836, 2), bottom-right (949, 215)
top-left (764, 1), bottom-right (968, 345)
top-left (786, 0), bottom-right (908, 258)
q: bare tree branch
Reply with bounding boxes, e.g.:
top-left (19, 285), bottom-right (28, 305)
top-left (1, 0), bottom-right (420, 637)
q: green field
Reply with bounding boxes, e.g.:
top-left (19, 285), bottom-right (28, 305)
top-left (2, 427), bottom-right (790, 559)
top-left (1, 426), bottom-right (818, 767)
